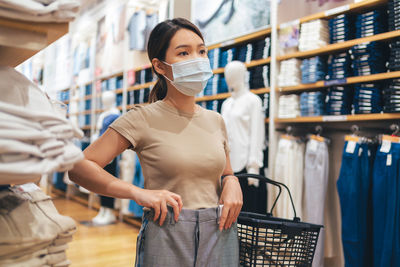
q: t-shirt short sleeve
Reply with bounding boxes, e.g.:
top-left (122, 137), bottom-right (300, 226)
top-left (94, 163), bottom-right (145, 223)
top-left (109, 106), bottom-right (145, 150)
top-left (219, 114), bottom-right (230, 155)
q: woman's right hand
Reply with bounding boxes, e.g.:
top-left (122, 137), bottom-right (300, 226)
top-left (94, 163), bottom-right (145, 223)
top-left (134, 188), bottom-right (183, 226)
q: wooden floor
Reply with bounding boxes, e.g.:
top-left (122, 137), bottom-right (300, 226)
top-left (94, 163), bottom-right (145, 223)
top-left (53, 196), bottom-right (140, 267)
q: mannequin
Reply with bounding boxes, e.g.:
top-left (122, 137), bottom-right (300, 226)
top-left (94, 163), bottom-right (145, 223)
top-left (221, 61), bottom-right (266, 213)
top-left (91, 91), bottom-right (120, 225)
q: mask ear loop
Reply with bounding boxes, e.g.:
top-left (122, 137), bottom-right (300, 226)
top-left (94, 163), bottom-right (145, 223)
top-left (161, 61), bottom-right (174, 83)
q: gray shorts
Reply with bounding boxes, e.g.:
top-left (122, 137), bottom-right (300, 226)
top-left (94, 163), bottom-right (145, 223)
top-left (135, 206), bottom-right (239, 267)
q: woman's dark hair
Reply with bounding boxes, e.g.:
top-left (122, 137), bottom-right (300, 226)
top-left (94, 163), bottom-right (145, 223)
top-left (148, 18), bottom-right (204, 103)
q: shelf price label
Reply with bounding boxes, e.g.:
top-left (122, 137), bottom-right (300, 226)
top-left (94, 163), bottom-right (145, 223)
top-left (322, 115), bottom-right (347, 122)
top-left (325, 5), bottom-right (350, 17)
top-left (324, 79), bottom-right (347, 86)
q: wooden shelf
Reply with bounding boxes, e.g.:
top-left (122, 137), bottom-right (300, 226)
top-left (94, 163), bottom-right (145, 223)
top-left (265, 118), bottom-right (270, 124)
top-left (132, 64), bottom-right (152, 72)
top-left (196, 88), bottom-right (270, 102)
top-left (277, 30), bottom-right (400, 61)
top-left (98, 71), bottom-right (123, 81)
top-left (115, 88), bottom-right (124, 94)
top-left (213, 58), bottom-right (271, 74)
top-left (94, 109), bottom-right (104, 114)
top-left (82, 95), bottom-right (93, 100)
top-left (207, 27), bottom-right (271, 50)
top-left (81, 125), bottom-right (91, 130)
top-left (275, 113), bottom-right (400, 123)
top-left (62, 100), bottom-right (69, 105)
top-left (70, 110), bottom-right (91, 116)
top-left (117, 106), bottom-right (123, 111)
top-left (127, 81), bottom-right (156, 91)
top-left (279, 71), bottom-right (400, 93)
top-left (297, 0), bottom-right (387, 24)
top-left (0, 17), bottom-right (68, 67)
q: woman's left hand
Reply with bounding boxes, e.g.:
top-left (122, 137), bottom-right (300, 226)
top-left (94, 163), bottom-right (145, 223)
top-left (218, 176), bottom-right (243, 231)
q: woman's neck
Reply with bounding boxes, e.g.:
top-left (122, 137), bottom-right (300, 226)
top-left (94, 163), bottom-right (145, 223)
top-left (163, 85), bottom-right (198, 114)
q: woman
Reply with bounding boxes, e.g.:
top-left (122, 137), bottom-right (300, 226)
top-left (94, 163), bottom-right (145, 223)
top-left (69, 17), bottom-right (242, 266)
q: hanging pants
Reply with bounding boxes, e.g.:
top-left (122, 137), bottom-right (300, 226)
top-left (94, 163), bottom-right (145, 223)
top-left (372, 142), bottom-right (400, 267)
top-left (303, 140), bottom-right (329, 267)
top-left (337, 142), bottom-right (373, 267)
top-left (135, 206), bottom-right (239, 267)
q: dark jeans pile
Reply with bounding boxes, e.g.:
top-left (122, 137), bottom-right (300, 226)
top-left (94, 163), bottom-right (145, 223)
top-left (351, 41), bottom-right (388, 76)
top-left (355, 9), bottom-right (387, 38)
top-left (326, 85), bottom-right (354, 115)
top-left (353, 83), bottom-right (383, 114)
top-left (328, 52), bottom-right (353, 80)
top-left (383, 79), bottom-right (400, 113)
top-left (329, 14), bottom-right (355, 44)
top-left (249, 65), bottom-right (269, 89)
top-left (300, 91), bottom-right (326, 116)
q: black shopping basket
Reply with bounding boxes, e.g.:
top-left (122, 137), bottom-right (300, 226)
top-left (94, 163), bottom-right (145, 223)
top-left (236, 173), bottom-right (323, 267)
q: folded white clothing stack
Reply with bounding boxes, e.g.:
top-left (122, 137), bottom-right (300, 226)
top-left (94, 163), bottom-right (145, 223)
top-left (0, 66), bottom-right (84, 185)
top-left (299, 19), bottom-right (329, 51)
top-left (0, 0), bottom-right (80, 22)
top-left (278, 59), bottom-right (301, 87)
top-left (0, 184), bottom-right (76, 267)
top-left (278, 94), bottom-right (300, 118)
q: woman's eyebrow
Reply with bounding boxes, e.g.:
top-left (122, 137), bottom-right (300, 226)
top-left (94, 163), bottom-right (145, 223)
top-left (175, 43), bottom-right (205, 49)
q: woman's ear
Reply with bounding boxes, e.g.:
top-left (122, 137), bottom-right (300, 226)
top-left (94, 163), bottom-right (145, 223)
top-left (152, 58), bottom-right (166, 75)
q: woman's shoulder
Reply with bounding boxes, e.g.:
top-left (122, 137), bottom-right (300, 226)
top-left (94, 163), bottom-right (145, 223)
top-left (199, 107), bottom-right (224, 123)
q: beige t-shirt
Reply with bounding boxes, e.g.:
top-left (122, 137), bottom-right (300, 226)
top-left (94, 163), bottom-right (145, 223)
top-left (110, 100), bottom-right (229, 209)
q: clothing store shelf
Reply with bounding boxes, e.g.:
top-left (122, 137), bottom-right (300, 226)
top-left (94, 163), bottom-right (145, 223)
top-left (279, 71), bottom-right (400, 93)
top-left (132, 64), bottom-right (152, 72)
top-left (114, 88), bottom-right (124, 94)
top-left (0, 17), bottom-right (68, 67)
top-left (277, 30), bottom-right (400, 61)
top-left (295, 0), bottom-right (387, 25)
top-left (81, 125), bottom-right (91, 130)
top-left (207, 27), bottom-right (271, 50)
top-left (83, 95), bottom-right (93, 100)
top-left (265, 118), bottom-right (270, 123)
top-left (94, 108), bottom-right (105, 114)
top-left (195, 88), bottom-right (270, 102)
top-left (117, 106), bottom-right (123, 111)
top-left (98, 71), bottom-right (123, 81)
top-left (75, 81), bottom-right (93, 89)
top-left (127, 81), bottom-right (156, 92)
top-left (213, 58), bottom-right (271, 74)
top-left (62, 100), bottom-right (70, 105)
top-left (275, 113), bottom-right (400, 123)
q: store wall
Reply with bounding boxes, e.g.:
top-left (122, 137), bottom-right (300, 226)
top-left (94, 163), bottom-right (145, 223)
top-left (277, 0), bottom-right (353, 24)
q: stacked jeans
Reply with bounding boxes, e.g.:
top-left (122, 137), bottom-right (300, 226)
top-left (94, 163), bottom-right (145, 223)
top-left (372, 139), bottom-right (400, 267)
top-left (383, 79), bottom-right (400, 113)
top-left (236, 44), bottom-right (248, 63)
top-left (273, 136), bottom-right (305, 219)
top-left (326, 85), bottom-right (354, 115)
top-left (218, 76), bottom-right (229, 94)
top-left (278, 59), bottom-right (301, 87)
top-left (388, 39), bottom-right (400, 71)
top-left (208, 48), bottom-right (220, 69)
top-left (219, 47), bottom-right (236, 68)
top-left (351, 42), bottom-right (388, 76)
top-left (0, 184), bottom-right (76, 267)
top-left (329, 14), bottom-right (355, 44)
top-left (353, 83), bottom-right (383, 114)
top-left (251, 37), bottom-right (271, 60)
top-left (0, 66), bottom-right (84, 184)
top-left (301, 56), bottom-right (327, 84)
top-left (278, 94), bottom-right (300, 118)
top-left (203, 75), bottom-right (219, 96)
top-left (249, 65), bottom-right (269, 89)
top-left (337, 140), bottom-right (375, 267)
top-left (300, 91), bottom-right (326, 116)
top-left (132, 88), bottom-right (150, 104)
top-left (299, 19), bottom-right (329, 51)
top-left (355, 9), bottom-right (387, 38)
top-left (327, 51), bottom-right (352, 80)
top-left (303, 138), bottom-right (329, 267)
top-left (388, 0), bottom-right (400, 31)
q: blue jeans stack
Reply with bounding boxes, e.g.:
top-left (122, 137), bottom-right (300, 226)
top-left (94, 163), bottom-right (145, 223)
top-left (389, 0), bottom-right (400, 31)
top-left (328, 52), bottom-right (353, 80)
top-left (301, 56), bottom-right (327, 84)
top-left (203, 76), bottom-right (214, 96)
top-left (383, 79), bottom-right (400, 113)
top-left (251, 37), bottom-right (271, 60)
top-left (219, 47), bottom-right (237, 68)
top-left (329, 14), bottom-right (355, 44)
top-left (355, 9), bottom-right (387, 38)
top-left (144, 68), bottom-right (154, 83)
top-left (208, 48), bottom-right (220, 69)
top-left (353, 83), bottom-right (383, 114)
top-left (326, 85), bottom-right (354, 115)
top-left (249, 65), bottom-right (269, 89)
top-left (236, 44), bottom-right (248, 63)
top-left (206, 99), bottom-right (224, 113)
top-left (351, 42), bottom-right (388, 76)
top-left (388, 39), bottom-right (400, 71)
top-left (217, 75), bottom-right (229, 94)
top-left (299, 91), bottom-right (326, 116)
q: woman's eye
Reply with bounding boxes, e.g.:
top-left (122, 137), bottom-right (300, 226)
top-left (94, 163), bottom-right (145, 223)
top-left (178, 51), bottom-right (189, 56)
top-left (200, 49), bottom-right (207, 55)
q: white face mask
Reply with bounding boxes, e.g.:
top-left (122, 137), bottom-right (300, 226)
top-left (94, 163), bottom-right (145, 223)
top-left (162, 58), bottom-right (213, 96)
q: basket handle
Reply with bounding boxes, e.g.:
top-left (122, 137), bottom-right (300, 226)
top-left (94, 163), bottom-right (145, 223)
top-left (235, 173), bottom-right (300, 221)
